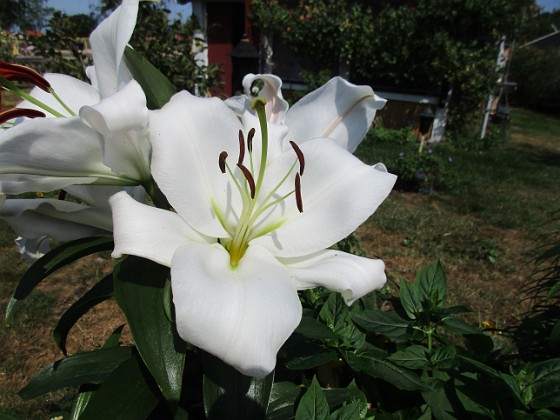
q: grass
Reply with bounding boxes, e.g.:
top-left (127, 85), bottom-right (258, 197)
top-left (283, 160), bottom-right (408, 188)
top-left (0, 106), bottom-right (559, 416)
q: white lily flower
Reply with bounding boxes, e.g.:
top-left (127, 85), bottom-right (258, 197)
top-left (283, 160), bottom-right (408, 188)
top-left (110, 89), bottom-right (396, 378)
top-left (0, 0), bottom-right (150, 194)
top-left (226, 74), bottom-right (387, 152)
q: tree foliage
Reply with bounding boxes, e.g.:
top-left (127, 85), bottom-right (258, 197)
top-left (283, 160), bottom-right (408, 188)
top-left (251, 0), bottom-right (535, 135)
top-left (0, 0), bottom-right (52, 31)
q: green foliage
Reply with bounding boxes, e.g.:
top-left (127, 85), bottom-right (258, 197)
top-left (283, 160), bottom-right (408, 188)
top-left (511, 46), bottom-right (560, 115)
top-left (0, 0), bottom-right (52, 31)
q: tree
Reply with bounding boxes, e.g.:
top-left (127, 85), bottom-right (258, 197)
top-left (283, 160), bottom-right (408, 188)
top-left (0, 0), bottom-right (52, 31)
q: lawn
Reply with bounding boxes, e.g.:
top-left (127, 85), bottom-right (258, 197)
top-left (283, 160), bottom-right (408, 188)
top-left (0, 107), bottom-right (559, 416)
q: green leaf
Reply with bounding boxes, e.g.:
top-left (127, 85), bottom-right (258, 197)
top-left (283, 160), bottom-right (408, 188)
top-left (266, 382), bottom-right (302, 419)
top-left (5, 236), bottom-right (113, 324)
top-left (343, 381), bottom-right (368, 418)
top-left (53, 274), bottom-right (114, 355)
top-left (440, 316), bottom-right (480, 336)
top-left (344, 345), bottom-right (430, 391)
top-left (124, 46), bottom-right (176, 109)
top-left (351, 309), bottom-right (412, 340)
top-left (526, 358), bottom-right (560, 409)
top-left (202, 352), bottom-right (274, 419)
top-left (416, 259), bottom-right (447, 311)
top-left (69, 325), bottom-right (125, 420)
top-left (319, 293), bottom-right (366, 348)
top-left (430, 345), bottom-right (457, 369)
top-left (18, 346), bottom-right (135, 399)
top-left (399, 279), bottom-right (422, 320)
top-left (286, 350), bottom-right (339, 370)
top-left (330, 402), bottom-right (361, 420)
top-left (387, 345), bottom-right (429, 370)
top-left (79, 355), bottom-right (161, 420)
top-left (295, 376), bottom-right (330, 420)
top-left (113, 256), bottom-right (186, 410)
top-left (295, 315), bottom-right (339, 340)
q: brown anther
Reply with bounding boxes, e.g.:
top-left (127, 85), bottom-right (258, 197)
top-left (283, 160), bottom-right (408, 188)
top-left (0, 61), bottom-right (51, 92)
top-left (219, 151), bottom-right (228, 173)
top-left (247, 128), bottom-right (256, 153)
top-left (295, 173), bottom-right (303, 213)
top-left (57, 190), bottom-right (67, 201)
top-left (289, 141), bottom-right (305, 176)
top-left (0, 108), bottom-right (46, 124)
top-left (238, 130), bottom-right (245, 165)
top-left (237, 163), bottom-right (256, 199)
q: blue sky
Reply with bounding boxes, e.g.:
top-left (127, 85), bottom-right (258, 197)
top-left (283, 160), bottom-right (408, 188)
top-left (46, 0), bottom-right (559, 16)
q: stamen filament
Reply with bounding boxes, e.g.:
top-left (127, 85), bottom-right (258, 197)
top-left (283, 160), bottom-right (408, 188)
top-left (0, 76), bottom-right (65, 118)
top-left (49, 88), bottom-right (76, 117)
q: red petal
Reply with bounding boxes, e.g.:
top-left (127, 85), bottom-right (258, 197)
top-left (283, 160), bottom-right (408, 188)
top-left (0, 61), bottom-right (51, 92)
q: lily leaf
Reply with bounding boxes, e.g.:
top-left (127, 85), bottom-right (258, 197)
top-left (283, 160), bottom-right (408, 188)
top-left (79, 355), bottom-right (161, 419)
top-left (53, 273), bottom-right (114, 355)
top-left (202, 352), bottom-right (274, 419)
top-left (113, 256), bottom-right (186, 411)
top-left (5, 236), bottom-right (114, 324)
top-left (18, 346), bottom-right (135, 399)
top-left (124, 46), bottom-right (176, 110)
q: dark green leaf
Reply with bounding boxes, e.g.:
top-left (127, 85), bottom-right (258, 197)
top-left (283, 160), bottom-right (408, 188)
top-left (344, 380), bottom-right (368, 418)
top-left (441, 316), bottom-right (480, 336)
top-left (18, 346), bottom-right (135, 399)
top-left (319, 293), bottom-right (365, 348)
top-left (387, 345), bottom-right (428, 370)
top-left (399, 279), bottom-right (422, 320)
top-left (295, 316), bottom-right (339, 340)
top-left (286, 350), bottom-right (339, 370)
top-left (202, 352), bottom-right (273, 419)
top-left (54, 274), bottom-right (114, 355)
top-left (416, 259), bottom-right (447, 311)
top-left (266, 382), bottom-right (302, 420)
top-left (295, 376), bottom-right (330, 420)
top-left (526, 358), bottom-right (560, 409)
top-left (124, 46), bottom-right (177, 109)
top-left (79, 355), bottom-right (161, 420)
top-left (430, 345), bottom-right (457, 369)
top-left (114, 256), bottom-right (186, 409)
top-left (351, 309), bottom-right (411, 339)
top-left (329, 402), bottom-right (361, 420)
top-left (344, 345), bottom-right (430, 391)
top-left (6, 236), bottom-right (113, 324)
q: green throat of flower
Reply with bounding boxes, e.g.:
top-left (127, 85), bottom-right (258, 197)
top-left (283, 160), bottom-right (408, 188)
top-left (218, 96), bottom-right (305, 268)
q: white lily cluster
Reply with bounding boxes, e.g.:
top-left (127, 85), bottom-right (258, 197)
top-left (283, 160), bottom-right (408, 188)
top-left (0, 0), bottom-right (396, 378)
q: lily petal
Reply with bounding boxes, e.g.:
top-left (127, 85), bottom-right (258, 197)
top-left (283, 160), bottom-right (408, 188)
top-left (18, 73), bottom-right (100, 117)
top-left (110, 191), bottom-right (211, 266)
top-left (252, 137), bottom-right (396, 257)
top-left (80, 80), bottom-right (150, 181)
top-left (0, 117), bottom-right (137, 194)
top-left (0, 198), bottom-right (112, 241)
top-left (150, 91), bottom-right (244, 238)
top-left (171, 242), bottom-right (302, 378)
top-left (285, 77), bottom-right (386, 152)
top-left (282, 250), bottom-right (387, 305)
top-left (89, 0), bottom-right (139, 97)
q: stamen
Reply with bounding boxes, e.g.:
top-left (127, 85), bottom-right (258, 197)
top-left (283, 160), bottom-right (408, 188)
top-left (219, 151), bottom-right (228, 174)
top-left (58, 190), bottom-right (67, 201)
top-left (247, 128), bottom-right (256, 153)
top-left (295, 173), bottom-right (303, 213)
top-left (237, 163), bottom-right (256, 199)
top-left (238, 130), bottom-right (245, 165)
top-left (0, 61), bottom-right (51, 92)
top-left (290, 141), bottom-right (305, 175)
top-left (0, 108), bottom-right (45, 124)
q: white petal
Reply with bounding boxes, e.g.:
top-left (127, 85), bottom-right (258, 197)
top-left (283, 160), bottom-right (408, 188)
top-left (18, 74), bottom-right (100, 117)
top-left (110, 191), bottom-right (210, 267)
top-left (15, 236), bottom-right (51, 265)
top-left (0, 117), bottom-right (135, 194)
top-left (285, 77), bottom-right (386, 152)
top-left (242, 73), bottom-right (289, 124)
top-left (149, 91), bottom-right (243, 238)
top-left (89, 0), bottom-right (139, 98)
top-left (0, 198), bottom-right (112, 241)
top-left (171, 243), bottom-right (302, 378)
top-left (252, 138), bottom-right (396, 257)
top-left (80, 81), bottom-right (151, 181)
top-left (282, 250), bottom-right (387, 305)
